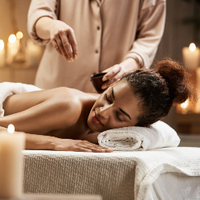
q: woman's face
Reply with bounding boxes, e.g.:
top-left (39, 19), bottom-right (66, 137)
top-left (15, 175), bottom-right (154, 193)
top-left (87, 80), bottom-right (141, 132)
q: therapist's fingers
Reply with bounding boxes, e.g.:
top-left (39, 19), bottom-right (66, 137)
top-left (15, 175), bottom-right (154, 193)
top-left (51, 31), bottom-right (77, 62)
top-left (60, 31), bottom-right (74, 61)
top-left (51, 39), bottom-right (62, 56)
top-left (52, 33), bottom-right (70, 61)
top-left (101, 65), bottom-right (124, 89)
top-left (101, 73), bottom-right (123, 90)
top-left (102, 65), bottom-right (121, 82)
top-left (49, 20), bottom-right (78, 61)
top-left (59, 28), bottom-right (78, 61)
top-left (67, 29), bottom-right (78, 59)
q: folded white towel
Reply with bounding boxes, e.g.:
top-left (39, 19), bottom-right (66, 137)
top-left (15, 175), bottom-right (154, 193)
top-left (0, 82), bottom-right (41, 117)
top-left (98, 121), bottom-right (180, 151)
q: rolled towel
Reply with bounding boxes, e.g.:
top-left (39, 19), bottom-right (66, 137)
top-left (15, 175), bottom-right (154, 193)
top-left (0, 82), bottom-right (42, 117)
top-left (98, 121), bottom-right (180, 151)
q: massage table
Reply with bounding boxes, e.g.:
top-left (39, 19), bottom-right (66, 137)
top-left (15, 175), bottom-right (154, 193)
top-left (0, 83), bottom-right (199, 199)
top-left (0, 82), bottom-right (199, 199)
top-left (23, 147), bottom-right (200, 200)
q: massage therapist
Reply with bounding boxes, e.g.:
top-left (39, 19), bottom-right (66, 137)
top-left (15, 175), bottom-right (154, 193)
top-left (27, 0), bottom-right (166, 92)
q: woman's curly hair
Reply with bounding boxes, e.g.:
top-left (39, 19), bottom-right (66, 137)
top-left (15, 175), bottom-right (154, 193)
top-left (121, 58), bottom-right (195, 127)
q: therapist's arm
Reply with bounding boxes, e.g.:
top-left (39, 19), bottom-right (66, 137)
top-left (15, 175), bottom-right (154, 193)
top-left (35, 17), bottom-right (78, 61)
top-left (102, 1), bottom-right (166, 89)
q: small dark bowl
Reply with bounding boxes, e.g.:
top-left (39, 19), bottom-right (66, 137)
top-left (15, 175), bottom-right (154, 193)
top-left (91, 72), bottom-right (108, 93)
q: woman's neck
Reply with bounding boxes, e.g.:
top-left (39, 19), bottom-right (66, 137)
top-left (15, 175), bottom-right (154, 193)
top-left (81, 93), bottom-right (97, 130)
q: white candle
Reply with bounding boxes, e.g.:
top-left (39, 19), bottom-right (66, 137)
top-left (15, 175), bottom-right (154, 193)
top-left (182, 43), bottom-right (200, 71)
top-left (179, 99), bottom-right (189, 114)
top-left (0, 124), bottom-right (25, 199)
top-left (6, 34), bottom-right (19, 65)
top-left (0, 40), bottom-right (5, 67)
top-left (16, 31), bottom-right (23, 41)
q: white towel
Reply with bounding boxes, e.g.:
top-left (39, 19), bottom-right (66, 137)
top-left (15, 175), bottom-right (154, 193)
top-left (0, 82), bottom-right (42, 117)
top-left (23, 147), bottom-right (200, 200)
top-left (98, 121), bottom-right (180, 151)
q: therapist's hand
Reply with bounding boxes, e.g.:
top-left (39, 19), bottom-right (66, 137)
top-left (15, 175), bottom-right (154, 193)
top-left (50, 20), bottom-right (78, 62)
top-left (101, 58), bottom-right (140, 90)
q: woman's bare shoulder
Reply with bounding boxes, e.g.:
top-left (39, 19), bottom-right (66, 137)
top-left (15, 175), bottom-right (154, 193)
top-left (57, 87), bottom-right (99, 103)
top-left (49, 87), bottom-right (95, 123)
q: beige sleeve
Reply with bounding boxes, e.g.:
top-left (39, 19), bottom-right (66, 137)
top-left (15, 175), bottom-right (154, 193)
top-left (125, 0), bottom-right (166, 69)
top-left (27, 0), bottom-right (59, 45)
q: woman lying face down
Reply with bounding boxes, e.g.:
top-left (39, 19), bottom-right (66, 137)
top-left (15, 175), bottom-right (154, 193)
top-left (0, 59), bottom-right (193, 152)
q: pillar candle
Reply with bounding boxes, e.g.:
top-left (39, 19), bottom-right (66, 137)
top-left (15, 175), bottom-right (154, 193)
top-left (182, 43), bottom-right (200, 71)
top-left (0, 40), bottom-right (5, 67)
top-left (179, 99), bottom-right (189, 114)
top-left (0, 124), bottom-right (25, 199)
top-left (6, 34), bottom-right (19, 65)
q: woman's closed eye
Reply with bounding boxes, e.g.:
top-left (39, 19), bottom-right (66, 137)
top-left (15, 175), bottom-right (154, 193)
top-left (116, 112), bottom-right (123, 122)
top-left (105, 93), bottom-right (112, 104)
top-left (105, 93), bottom-right (124, 122)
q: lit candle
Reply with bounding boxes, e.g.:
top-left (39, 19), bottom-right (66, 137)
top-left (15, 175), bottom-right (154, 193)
top-left (0, 124), bottom-right (25, 198)
top-left (179, 99), bottom-right (189, 114)
top-left (6, 34), bottom-right (19, 65)
top-left (182, 43), bottom-right (200, 71)
top-left (0, 40), bottom-right (5, 67)
top-left (16, 31), bottom-right (23, 40)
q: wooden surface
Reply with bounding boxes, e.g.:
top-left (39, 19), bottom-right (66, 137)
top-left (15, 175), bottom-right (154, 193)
top-left (174, 113), bottom-right (200, 134)
top-left (0, 67), bottom-right (37, 85)
top-left (179, 134), bottom-right (200, 147)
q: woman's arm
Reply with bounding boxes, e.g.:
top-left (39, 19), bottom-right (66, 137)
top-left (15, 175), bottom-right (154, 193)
top-left (26, 133), bottom-right (112, 152)
top-left (0, 127), bottom-right (112, 152)
top-left (0, 88), bottom-right (81, 134)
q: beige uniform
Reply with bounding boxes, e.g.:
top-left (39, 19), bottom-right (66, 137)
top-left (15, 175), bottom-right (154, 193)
top-left (27, 0), bottom-right (166, 92)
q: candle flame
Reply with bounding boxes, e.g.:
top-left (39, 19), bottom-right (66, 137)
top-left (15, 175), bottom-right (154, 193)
top-left (0, 40), bottom-right (4, 51)
top-left (180, 99), bottom-right (189, 109)
top-left (7, 124), bottom-right (15, 134)
top-left (16, 31), bottom-right (23, 40)
top-left (8, 34), bottom-right (16, 43)
top-left (189, 43), bottom-right (196, 52)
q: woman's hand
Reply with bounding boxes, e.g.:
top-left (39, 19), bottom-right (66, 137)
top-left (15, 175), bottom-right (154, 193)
top-left (49, 20), bottom-right (78, 62)
top-left (101, 58), bottom-right (140, 90)
top-left (54, 138), bottom-right (113, 153)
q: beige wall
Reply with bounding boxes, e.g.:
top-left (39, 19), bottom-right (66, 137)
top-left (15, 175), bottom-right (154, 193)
top-left (155, 0), bottom-right (198, 128)
top-left (156, 0), bottom-right (197, 63)
top-left (0, 0), bottom-right (197, 61)
top-left (0, 0), bottom-right (31, 45)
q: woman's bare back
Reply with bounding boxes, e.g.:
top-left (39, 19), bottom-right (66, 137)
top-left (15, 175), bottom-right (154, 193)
top-left (0, 87), bottom-right (98, 140)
